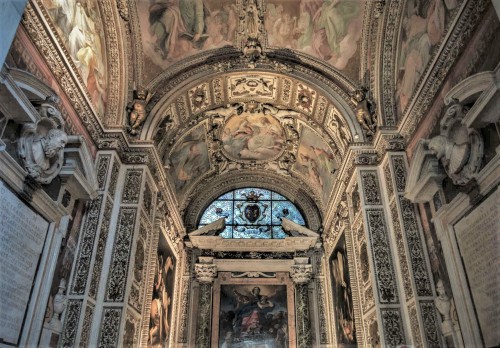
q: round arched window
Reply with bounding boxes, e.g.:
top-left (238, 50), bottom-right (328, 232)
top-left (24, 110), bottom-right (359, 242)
top-left (198, 188), bottom-right (306, 239)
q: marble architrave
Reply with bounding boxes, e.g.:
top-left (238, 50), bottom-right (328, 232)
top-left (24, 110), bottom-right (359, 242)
top-left (0, 179), bottom-right (49, 345)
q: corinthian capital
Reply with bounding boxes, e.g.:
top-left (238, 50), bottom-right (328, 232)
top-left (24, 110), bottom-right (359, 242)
top-left (194, 261), bottom-right (217, 284)
top-left (290, 258), bottom-right (313, 285)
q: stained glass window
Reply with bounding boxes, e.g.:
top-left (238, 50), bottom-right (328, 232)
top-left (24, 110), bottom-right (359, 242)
top-left (198, 188), bottom-right (306, 239)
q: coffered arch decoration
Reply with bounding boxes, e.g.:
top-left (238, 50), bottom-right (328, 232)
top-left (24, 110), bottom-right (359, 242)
top-left (182, 169), bottom-right (322, 233)
top-left (35, 0), bottom-right (128, 126)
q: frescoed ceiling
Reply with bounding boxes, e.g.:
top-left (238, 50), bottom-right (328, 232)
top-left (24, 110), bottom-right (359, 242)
top-left (29, 0), bottom-right (479, 224)
top-left (135, 0), bottom-right (367, 84)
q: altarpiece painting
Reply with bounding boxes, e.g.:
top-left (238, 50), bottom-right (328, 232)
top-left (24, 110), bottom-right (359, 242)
top-left (212, 272), bottom-right (295, 348)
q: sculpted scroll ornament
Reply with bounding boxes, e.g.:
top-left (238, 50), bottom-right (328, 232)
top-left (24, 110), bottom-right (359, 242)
top-left (18, 101), bottom-right (68, 184)
top-left (425, 102), bottom-right (483, 185)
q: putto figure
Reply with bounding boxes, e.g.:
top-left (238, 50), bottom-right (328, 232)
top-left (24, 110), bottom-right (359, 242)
top-left (127, 89), bottom-right (151, 135)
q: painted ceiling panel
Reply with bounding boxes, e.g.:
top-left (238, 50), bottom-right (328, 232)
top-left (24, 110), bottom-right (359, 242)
top-left (41, 0), bottom-right (108, 116)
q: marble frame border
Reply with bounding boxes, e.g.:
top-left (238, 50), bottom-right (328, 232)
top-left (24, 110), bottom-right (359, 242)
top-left (211, 272), bottom-right (296, 348)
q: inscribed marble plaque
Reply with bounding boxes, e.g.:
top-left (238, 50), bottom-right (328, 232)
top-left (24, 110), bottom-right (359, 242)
top-left (454, 188), bottom-right (500, 348)
top-left (0, 180), bottom-right (49, 345)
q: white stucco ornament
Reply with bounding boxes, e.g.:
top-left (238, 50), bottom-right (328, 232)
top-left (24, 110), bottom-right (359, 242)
top-left (18, 101), bottom-right (68, 184)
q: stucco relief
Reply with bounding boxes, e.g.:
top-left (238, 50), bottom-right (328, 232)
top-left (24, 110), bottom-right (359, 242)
top-left (18, 101), bottom-right (68, 184)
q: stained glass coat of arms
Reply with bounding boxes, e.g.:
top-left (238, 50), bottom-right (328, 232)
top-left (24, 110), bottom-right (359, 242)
top-left (198, 188), bottom-right (306, 238)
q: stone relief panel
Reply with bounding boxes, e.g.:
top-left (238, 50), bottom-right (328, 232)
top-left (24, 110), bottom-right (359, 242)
top-left (122, 169), bottom-right (144, 204)
top-left (40, 0), bottom-right (108, 116)
top-left (398, 196), bottom-right (432, 297)
top-left (360, 170), bottom-right (382, 205)
top-left (408, 303), bottom-right (423, 348)
top-left (366, 209), bottom-right (399, 304)
top-left (70, 196), bottom-right (103, 295)
top-left (294, 83), bottom-right (317, 115)
top-left (228, 75), bottom-right (277, 100)
top-left (380, 308), bottom-right (405, 347)
top-left (88, 198), bottom-right (113, 299)
top-left (96, 155), bottom-right (111, 191)
top-left (79, 304), bottom-right (94, 348)
top-left (59, 299), bottom-right (83, 347)
top-left (390, 201), bottom-right (413, 301)
top-left (105, 208), bottom-right (137, 302)
top-left (265, 0), bottom-right (365, 81)
top-left (189, 83), bottom-right (211, 114)
top-left (326, 106), bottom-right (352, 154)
top-left (98, 307), bottom-right (122, 348)
top-left (420, 300), bottom-right (442, 347)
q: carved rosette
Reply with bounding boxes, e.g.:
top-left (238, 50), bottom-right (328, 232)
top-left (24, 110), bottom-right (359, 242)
top-left (194, 263), bottom-right (217, 284)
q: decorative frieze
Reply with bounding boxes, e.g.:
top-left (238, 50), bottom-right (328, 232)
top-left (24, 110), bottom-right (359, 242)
top-left (98, 308), bottom-right (122, 348)
top-left (108, 160), bottom-right (120, 199)
top-left (106, 208), bottom-right (137, 302)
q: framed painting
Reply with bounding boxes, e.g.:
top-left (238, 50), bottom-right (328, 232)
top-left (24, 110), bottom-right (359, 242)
top-left (147, 235), bottom-right (177, 347)
top-left (330, 234), bottom-right (356, 346)
top-left (212, 272), bottom-right (296, 348)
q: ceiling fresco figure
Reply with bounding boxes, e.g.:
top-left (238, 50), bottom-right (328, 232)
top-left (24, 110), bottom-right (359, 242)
top-left (266, 0), bottom-right (363, 73)
top-left (397, 0), bottom-right (459, 113)
top-left (42, 0), bottom-right (107, 115)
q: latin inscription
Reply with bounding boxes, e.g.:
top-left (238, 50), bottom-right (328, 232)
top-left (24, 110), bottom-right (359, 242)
top-left (455, 188), bottom-right (500, 348)
top-left (0, 180), bottom-right (49, 344)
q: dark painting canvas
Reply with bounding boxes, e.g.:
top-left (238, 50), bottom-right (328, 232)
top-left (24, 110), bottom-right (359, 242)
top-left (148, 237), bottom-right (176, 347)
top-left (218, 284), bottom-right (288, 348)
top-left (331, 235), bottom-right (357, 346)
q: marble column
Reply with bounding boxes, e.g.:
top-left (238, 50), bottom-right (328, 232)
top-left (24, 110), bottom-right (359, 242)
top-left (290, 257), bottom-right (313, 348)
top-left (194, 257), bottom-right (217, 348)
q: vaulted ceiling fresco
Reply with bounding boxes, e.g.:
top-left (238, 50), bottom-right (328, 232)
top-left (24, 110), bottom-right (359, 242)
top-left (30, 0), bottom-right (478, 224)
